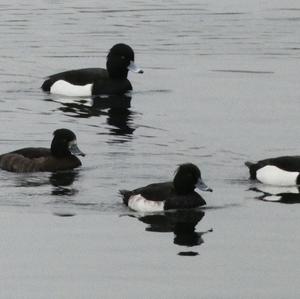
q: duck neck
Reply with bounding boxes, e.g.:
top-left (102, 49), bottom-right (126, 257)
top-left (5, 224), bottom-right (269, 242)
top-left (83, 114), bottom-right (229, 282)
top-left (173, 174), bottom-right (195, 195)
top-left (51, 139), bottom-right (71, 158)
top-left (106, 60), bottom-right (129, 79)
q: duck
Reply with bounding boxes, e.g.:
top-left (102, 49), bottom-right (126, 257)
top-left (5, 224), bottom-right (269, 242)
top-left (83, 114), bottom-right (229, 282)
top-left (120, 163), bottom-right (212, 212)
top-left (41, 43), bottom-right (143, 97)
top-left (0, 129), bottom-right (85, 172)
top-left (245, 156), bottom-right (300, 186)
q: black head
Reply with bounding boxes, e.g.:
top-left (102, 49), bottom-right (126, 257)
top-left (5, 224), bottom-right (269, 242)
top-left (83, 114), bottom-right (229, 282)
top-left (50, 129), bottom-right (85, 158)
top-left (106, 43), bottom-right (143, 79)
top-left (173, 163), bottom-right (212, 195)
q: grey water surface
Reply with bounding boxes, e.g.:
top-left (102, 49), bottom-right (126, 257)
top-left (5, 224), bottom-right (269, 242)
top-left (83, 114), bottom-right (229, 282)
top-left (0, 0), bottom-right (300, 298)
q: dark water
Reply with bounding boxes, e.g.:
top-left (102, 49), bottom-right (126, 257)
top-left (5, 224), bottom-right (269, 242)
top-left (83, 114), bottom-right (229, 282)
top-left (1, 0), bottom-right (300, 298)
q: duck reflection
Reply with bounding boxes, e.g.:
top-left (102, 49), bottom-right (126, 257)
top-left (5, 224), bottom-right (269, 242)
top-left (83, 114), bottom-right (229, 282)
top-left (249, 186), bottom-right (300, 204)
top-left (106, 108), bottom-right (135, 138)
top-left (93, 94), bottom-right (131, 110)
top-left (129, 210), bottom-right (212, 256)
top-left (50, 170), bottom-right (79, 196)
top-left (46, 94), bottom-right (136, 141)
top-left (13, 170), bottom-right (79, 196)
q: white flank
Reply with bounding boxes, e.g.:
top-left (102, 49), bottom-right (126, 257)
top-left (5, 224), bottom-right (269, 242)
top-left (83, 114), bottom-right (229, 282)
top-left (50, 80), bottom-right (92, 97)
top-left (128, 194), bottom-right (164, 212)
top-left (257, 165), bottom-right (298, 186)
top-left (262, 195), bottom-right (281, 202)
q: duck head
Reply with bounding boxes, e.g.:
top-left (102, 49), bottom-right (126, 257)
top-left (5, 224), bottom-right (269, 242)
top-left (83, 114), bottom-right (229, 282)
top-left (173, 163), bottom-right (212, 195)
top-left (51, 129), bottom-right (85, 158)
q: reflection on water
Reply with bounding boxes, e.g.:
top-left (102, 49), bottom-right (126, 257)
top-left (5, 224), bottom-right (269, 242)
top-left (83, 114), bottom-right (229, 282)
top-left (53, 211), bottom-right (76, 217)
top-left (14, 174), bottom-right (50, 188)
top-left (128, 209), bottom-right (213, 256)
top-left (46, 94), bottom-right (136, 142)
top-left (249, 186), bottom-right (300, 204)
top-left (50, 171), bottom-right (79, 196)
top-left (107, 108), bottom-right (135, 135)
top-left (14, 170), bottom-right (79, 196)
top-left (48, 94), bottom-right (132, 117)
top-left (93, 94), bottom-right (131, 110)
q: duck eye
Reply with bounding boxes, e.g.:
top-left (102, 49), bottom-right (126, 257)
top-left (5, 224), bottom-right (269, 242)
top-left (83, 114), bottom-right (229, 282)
top-left (121, 56), bottom-right (125, 60)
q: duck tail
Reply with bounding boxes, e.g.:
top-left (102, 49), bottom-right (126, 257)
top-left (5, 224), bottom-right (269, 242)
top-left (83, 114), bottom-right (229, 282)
top-left (245, 161), bottom-right (257, 180)
top-left (119, 190), bottom-right (132, 205)
top-left (245, 161), bottom-right (254, 168)
top-left (41, 78), bottom-right (52, 92)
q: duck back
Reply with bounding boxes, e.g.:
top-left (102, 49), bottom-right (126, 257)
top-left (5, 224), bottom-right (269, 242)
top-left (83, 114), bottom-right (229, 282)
top-left (0, 147), bottom-right (81, 172)
top-left (41, 68), bottom-right (108, 91)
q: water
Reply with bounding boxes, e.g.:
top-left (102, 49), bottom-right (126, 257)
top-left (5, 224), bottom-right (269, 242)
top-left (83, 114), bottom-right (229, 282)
top-left (0, 0), bottom-right (300, 298)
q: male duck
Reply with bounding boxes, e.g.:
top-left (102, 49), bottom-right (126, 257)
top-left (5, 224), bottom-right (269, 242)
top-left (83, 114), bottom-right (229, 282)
top-left (41, 43), bottom-right (143, 97)
top-left (245, 156), bottom-right (300, 186)
top-left (0, 129), bottom-right (85, 172)
top-left (120, 163), bottom-right (212, 212)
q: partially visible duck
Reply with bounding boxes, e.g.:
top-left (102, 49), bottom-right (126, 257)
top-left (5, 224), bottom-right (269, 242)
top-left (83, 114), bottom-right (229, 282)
top-left (41, 43), bottom-right (143, 97)
top-left (245, 156), bottom-right (300, 186)
top-left (120, 163), bottom-right (212, 212)
top-left (0, 129), bottom-right (85, 172)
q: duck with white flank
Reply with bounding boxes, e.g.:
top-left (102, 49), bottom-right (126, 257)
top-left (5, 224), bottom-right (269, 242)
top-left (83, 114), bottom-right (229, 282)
top-left (41, 43), bottom-right (143, 97)
top-left (120, 163), bottom-right (212, 212)
top-left (245, 156), bottom-right (300, 186)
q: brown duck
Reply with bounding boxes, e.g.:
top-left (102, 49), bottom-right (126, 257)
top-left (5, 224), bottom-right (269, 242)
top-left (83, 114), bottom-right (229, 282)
top-left (0, 129), bottom-right (85, 172)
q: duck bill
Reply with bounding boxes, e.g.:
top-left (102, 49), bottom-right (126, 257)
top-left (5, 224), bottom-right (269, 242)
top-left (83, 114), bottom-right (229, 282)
top-left (196, 178), bottom-right (213, 192)
top-left (128, 61), bottom-right (144, 74)
top-left (69, 141), bottom-right (85, 157)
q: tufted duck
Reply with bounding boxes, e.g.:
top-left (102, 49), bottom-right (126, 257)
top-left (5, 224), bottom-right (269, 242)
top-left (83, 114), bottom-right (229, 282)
top-left (41, 43), bottom-right (143, 97)
top-left (120, 163), bottom-right (212, 212)
top-left (0, 129), bottom-right (85, 172)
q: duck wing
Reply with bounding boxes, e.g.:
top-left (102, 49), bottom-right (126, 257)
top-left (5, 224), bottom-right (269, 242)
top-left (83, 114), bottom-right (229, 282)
top-left (11, 147), bottom-right (51, 159)
top-left (133, 182), bottom-right (173, 201)
top-left (120, 182), bottom-right (173, 205)
top-left (0, 153), bottom-right (46, 172)
top-left (42, 68), bottom-right (109, 91)
top-left (258, 156), bottom-right (300, 172)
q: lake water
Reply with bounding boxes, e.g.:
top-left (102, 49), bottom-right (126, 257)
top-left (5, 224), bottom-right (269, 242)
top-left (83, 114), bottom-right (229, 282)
top-left (0, 0), bottom-right (300, 298)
